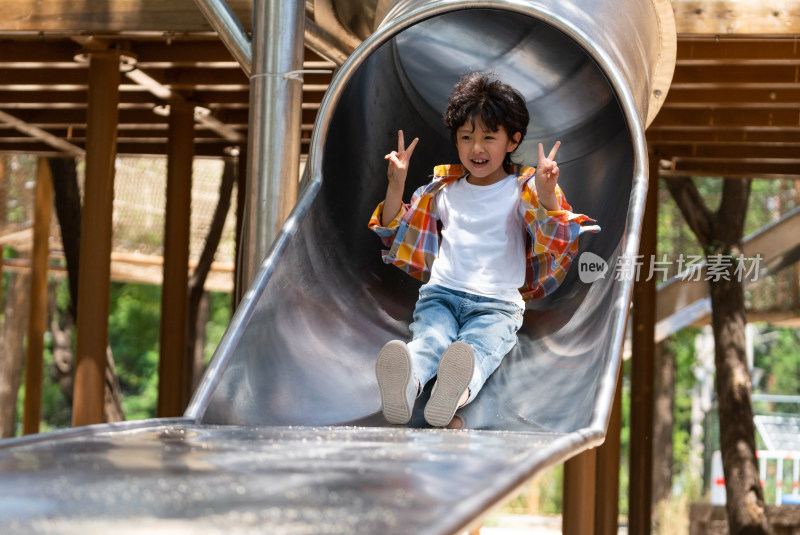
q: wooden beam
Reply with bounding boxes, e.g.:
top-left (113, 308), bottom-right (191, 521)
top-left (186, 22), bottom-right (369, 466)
top-left (595, 364), bottom-right (623, 535)
top-left (628, 155), bottom-right (659, 535)
top-left (0, 68), bottom-right (328, 93)
top-left (649, 142), bottom-right (800, 160)
top-left (0, 140), bottom-right (243, 158)
top-left (651, 107), bottom-right (800, 128)
top-left (667, 157), bottom-right (800, 178)
top-left (157, 97), bottom-right (194, 417)
top-left (677, 37), bottom-right (800, 60)
top-left (664, 87), bottom-right (800, 106)
top-left (72, 49), bottom-right (121, 428)
top-left (0, 227), bottom-right (32, 245)
top-left (0, 0), bottom-right (252, 32)
top-left (0, 90), bottom-right (157, 105)
top-left (671, 65), bottom-right (800, 85)
top-left (0, 67), bottom-right (91, 86)
top-left (563, 449), bottom-right (598, 535)
top-left (22, 157), bottom-right (52, 435)
top-left (0, 109), bottom-right (84, 156)
top-left (0, 39), bottom-right (333, 71)
top-left (46, 126), bottom-right (232, 139)
top-left (660, 170), bottom-right (800, 180)
top-left (673, 1), bottom-right (800, 35)
top-left (0, 88), bottom-right (252, 106)
top-left (4, 104), bottom-right (315, 128)
top-left (646, 126), bottom-right (800, 144)
top-left (0, 66), bottom-right (247, 88)
top-left (0, 40), bottom-right (82, 64)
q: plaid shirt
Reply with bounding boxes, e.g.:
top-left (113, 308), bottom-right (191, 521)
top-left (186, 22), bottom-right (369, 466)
top-left (368, 164), bottom-right (600, 301)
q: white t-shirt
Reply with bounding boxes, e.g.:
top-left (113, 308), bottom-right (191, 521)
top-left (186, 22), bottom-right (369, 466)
top-left (428, 174), bottom-right (526, 307)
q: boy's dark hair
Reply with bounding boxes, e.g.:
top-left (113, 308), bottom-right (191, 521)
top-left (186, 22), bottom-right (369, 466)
top-left (442, 72), bottom-right (530, 170)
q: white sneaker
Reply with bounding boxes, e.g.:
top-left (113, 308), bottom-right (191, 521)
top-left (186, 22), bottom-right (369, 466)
top-left (424, 341), bottom-right (474, 427)
top-left (376, 340), bottom-right (418, 424)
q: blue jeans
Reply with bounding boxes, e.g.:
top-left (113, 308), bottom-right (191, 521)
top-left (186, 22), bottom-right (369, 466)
top-left (407, 284), bottom-right (524, 405)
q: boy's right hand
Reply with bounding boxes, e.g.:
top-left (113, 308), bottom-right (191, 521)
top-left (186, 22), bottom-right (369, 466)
top-left (385, 130), bottom-right (419, 187)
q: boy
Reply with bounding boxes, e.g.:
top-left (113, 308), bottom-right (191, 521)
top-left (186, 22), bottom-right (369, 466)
top-left (368, 72), bottom-right (599, 427)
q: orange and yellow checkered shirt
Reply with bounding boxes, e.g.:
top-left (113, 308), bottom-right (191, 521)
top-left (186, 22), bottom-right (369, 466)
top-left (368, 164), bottom-right (600, 302)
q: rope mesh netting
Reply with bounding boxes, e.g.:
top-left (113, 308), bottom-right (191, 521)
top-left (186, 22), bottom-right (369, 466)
top-left (0, 155), bottom-right (237, 292)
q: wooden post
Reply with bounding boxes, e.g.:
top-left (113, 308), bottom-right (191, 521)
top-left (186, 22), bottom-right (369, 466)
top-left (563, 448), bottom-right (597, 535)
top-left (22, 158), bottom-right (52, 435)
top-left (157, 97), bottom-right (194, 417)
top-left (72, 49), bottom-right (121, 428)
top-left (628, 155), bottom-right (659, 533)
top-left (234, 147), bottom-right (247, 307)
top-left (1, 155), bottom-right (5, 307)
top-left (595, 364), bottom-right (623, 534)
top-left (0, 155), bottom-right (6, 225)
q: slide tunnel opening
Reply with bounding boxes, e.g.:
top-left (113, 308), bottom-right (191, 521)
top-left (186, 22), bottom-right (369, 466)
top-left (200, 8), bottom-right (634, 433)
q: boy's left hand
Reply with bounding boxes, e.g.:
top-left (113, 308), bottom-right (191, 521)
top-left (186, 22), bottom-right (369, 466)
top-left (535, 141), bottom-right (561, 211)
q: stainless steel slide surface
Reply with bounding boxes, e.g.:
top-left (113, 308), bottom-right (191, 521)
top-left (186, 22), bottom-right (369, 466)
top-left (0, 2), bottom-right (674, 533)
top-left (0, 420), bottom-right (580, 534)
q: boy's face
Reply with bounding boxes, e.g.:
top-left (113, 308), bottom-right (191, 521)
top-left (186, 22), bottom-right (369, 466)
top-left (456, 120), bottom-right (521, 186)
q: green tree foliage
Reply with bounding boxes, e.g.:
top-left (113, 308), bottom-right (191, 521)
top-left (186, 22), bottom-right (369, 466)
top-left (753, 324), bottom-right (800, 416)
top-left (204, 291), bottom-right (233, 365)
top-left (14, 277), bottom-right (73, 434)
top-left (664, 326), bottom-right (702, 499)
top-left (107, 282), bottom-right (161, 420)
top-left (106, 282), bottom-right (232, 420)
top-left (12, 278), bottom-right (233, 431)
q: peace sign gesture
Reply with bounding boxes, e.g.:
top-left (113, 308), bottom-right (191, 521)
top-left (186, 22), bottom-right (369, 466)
top-left (535, 141), bottom-right (561, 211)
top-left (385, 130), bottom-right (419, 187)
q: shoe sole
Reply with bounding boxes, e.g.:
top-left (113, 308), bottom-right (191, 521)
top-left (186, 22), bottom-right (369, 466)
top-left (376, 341), bottom-right (413, 424)
top-left (424, 341), bottom-right (474, 427)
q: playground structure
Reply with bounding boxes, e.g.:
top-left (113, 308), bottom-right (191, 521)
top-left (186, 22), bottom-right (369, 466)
top-left (0, 1), bottom-right (799, 534)
top-left (0, 0), bottom-right (674, 532)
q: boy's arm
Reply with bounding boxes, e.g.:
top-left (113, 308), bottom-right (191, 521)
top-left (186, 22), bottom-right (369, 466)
top-left (518, 142), bottom-right (601, 300)
top-left (381, 130), bottom-right (418, 226)
top-left (381, 182), bottom-right (405, 227)
top-left (534, 141), bottom-right (561, 211)
top-left (529, 141), bottom-right (599, 251)
top-left (368, 198), bottom-right (405, 247)
top-left (519, 181), bottom-right (600, 300)
top-left (521, 178), bottom-right (600, 253)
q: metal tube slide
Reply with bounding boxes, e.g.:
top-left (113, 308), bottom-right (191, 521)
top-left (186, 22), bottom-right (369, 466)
top-left (189, 0), bottom-right (674, 437)
top-left (0, 2), bottom-right (677, 533)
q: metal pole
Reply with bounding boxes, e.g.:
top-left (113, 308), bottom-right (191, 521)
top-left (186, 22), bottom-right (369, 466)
top-left (241, 0), bottom-right (305, 285)
top-left (191, 0), bottom-right (252, 76)
top-left (191, 0), bottom-right (353, 72)
top-left (72, 49), bottom-right (121, 428)
top-left (305, 18), bottom-right (353, 66)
